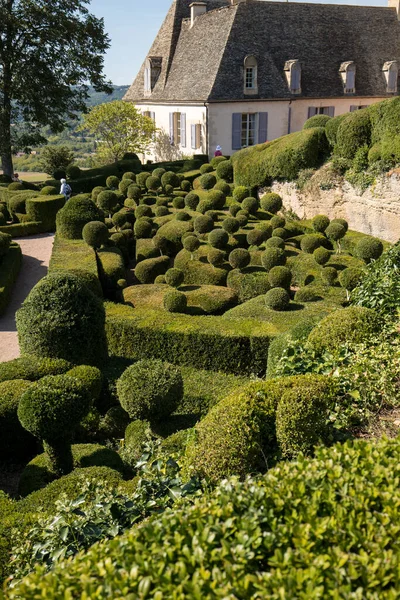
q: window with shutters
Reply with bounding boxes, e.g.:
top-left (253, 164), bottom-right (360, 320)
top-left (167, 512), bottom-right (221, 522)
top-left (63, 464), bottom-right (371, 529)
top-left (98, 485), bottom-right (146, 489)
top-left (308, 107), bottom-right (335, 118)
top-left (350, 105), bottom-right (368, 112)
top-left (191, 124), bottom-right (202, 149)
top-left (169, 112), bottom-right (186, 146)
top-left (383, 61), bottom-right (398, 93)
top-left (241, 113), bottom-right (256, 147)
top-left (284, 60), bottom-right (301, 94)
top-left (244, 56), bottom-right (258, 94)
top-left (339, 62), bottom-right (356, 94)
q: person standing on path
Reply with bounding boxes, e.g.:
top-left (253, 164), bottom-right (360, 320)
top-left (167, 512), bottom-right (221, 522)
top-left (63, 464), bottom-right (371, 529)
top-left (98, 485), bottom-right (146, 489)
top-left (60, 178), bottom-right (72, 201)
top-left (214, 145), bottom-right (223, 157)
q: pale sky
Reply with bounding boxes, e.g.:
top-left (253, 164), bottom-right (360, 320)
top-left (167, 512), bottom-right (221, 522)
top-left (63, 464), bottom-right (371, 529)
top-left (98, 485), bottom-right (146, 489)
top-left (89, 0), bottom-right (389, 86)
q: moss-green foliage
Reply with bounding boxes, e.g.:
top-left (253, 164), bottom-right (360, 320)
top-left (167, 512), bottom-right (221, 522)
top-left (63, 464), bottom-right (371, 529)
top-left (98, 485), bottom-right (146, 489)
top-left (56, 195), bottom-right (104, 239)
top-left (336, 109), bottom-right (372, 159)
top-left (184, 284), bottom-right (237, 314)
top-left (356, 236), bottom-right (384, 264)
top-left (25, 195), bottom-right (65, 232)
top-left (48, 236), bottom-right (102, 297)
top-left (266, 318), bottom-right (320, 378)
top-left (10, 436), bottom-right (400, 599)
top-left (18, 444), bottom-right (125, 498)
top-left (82, 221), bottom-right (109, 250)
top-left (97, 247), bottom-right (126, 297)
top-left (17, 272), bottom-right (108, 367)
top-left (135, 255), bottom-right (170, 284)
top-left (308, 306), bottom-right (382, 353)
top-left (216, 159), bottom-right (233, 182)
top-left (0, 379), bottom-right (35, 460)
top-left (303, 115), bottom-right (331, 130)
top-left (338, 267), bottom-right (364, 293)
top-left (232, 128), bottom-right (330, 187)
top-left (226, 268), bottom-right (270, 303)
top-left (156, 219), bottom-right (193, 251)
top-left (105, 303), bottom-right (275, 376)
top-left (164, 289), bottom-right (187, 313)
top-left (325, 113), bottom-right (348, 146)
top-left (0, 242), bottom-right (22, 315)
top-left (174, 249), bottom-right (229, 287)
top-left (261, 247), bottom-right (286, 271)
top-left (124, 419), bottom-right (150, 461)
top-left (65, 365), bottom-right (103, 403)
top-left (0, 356), bottom-right (72, 383)
top-left (264, 287), bottom-right (290, 310)
top-left (117, 360), bottom-right (183, 422)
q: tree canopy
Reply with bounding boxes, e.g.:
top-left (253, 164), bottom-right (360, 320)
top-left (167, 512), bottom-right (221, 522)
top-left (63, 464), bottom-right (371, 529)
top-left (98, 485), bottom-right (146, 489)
top-left (79, 100), bottom-right (157, 163)
top-left (0, 0), bottom-right (111, 176)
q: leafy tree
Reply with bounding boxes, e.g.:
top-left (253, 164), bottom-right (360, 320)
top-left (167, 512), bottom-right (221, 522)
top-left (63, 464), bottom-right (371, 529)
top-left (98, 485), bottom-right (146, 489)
top-left (38, 146), bottom-right (75, 177)
top-left (79, 100), bottom-right (157, 163)
top-left (0, 0), bottom-right (111, 176)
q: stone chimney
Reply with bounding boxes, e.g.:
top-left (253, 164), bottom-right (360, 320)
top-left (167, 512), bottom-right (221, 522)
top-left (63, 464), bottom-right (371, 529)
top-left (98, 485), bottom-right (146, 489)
top-left (388, 0), bottom-right (400, 19)
top-left (190, 2), bottom-right (207, 27)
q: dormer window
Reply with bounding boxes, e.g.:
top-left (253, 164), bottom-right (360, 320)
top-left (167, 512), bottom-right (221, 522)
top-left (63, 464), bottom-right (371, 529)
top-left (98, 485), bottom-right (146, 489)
top-left (284, 60), bottom-right (301, 94)
top-left (340, 62), bottom-right (356, 94)
top-left (143, 56), bottom-right (162, 97)
top-left (244, 55), bottom-right (258, 95)
top-left (383, 61), bottom-right (398, 93)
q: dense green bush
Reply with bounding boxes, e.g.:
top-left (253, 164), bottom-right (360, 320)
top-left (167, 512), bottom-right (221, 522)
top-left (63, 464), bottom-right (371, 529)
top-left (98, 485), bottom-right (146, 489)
top-left (82, 221), bottom-right (109, 250)
top-left (25, 195), bottom-right (66, 232)
top-left (134, 217), bottom-right (153, 239)
top-left (336, 109), bottom-right (372, 159)
top-left (207, 247), bottom-right (225, 268)
top-left (0, 356), bottom-right (72, 384)
top-left (264, 287), bottom-right (290, 310)
top-left (124, 419), bottom-right (150, 461)
top-left (242, 196), bottom-right (259, 215)
top-left (184, 192), bottom-right (200, 211)
top-left (325, 113), bottom-right (349, 146)
top-left (199, 173), bottom-right (217, 190)
top-left (228, 248), bottom-right (250, 270)
top-left (163, 289), bottom-right (187, 313)
top-left (194, 214), bottom-right (213, 234)
top-left (294, 287), bottom-right (322, 302)
top-left (106, 175), bottom-right (119, 190)
top-left (268, 266), bottom-right (292, 290)
top-left (182, 235), bottom-right (200, 259)
top-left (16, 272), bottom-right (108, 367)
top-left (266, 236), bottom-right (285, 250)
top-left (300, 233), bottom-right (323, 253)
top-left (261, 247), bottom-right (286, 271)
top-left (135, 255), bottom-right (170, 284)
top-left (66, 365), bottom-right (103, 403)
top-left (356, 236), bottom-right (384, 264)
top-left (233, 186), bottom-right (249, 203)
top-left (313, 246), bottom-right (331, 265)
top-left (165, 267), bottom-right (184, 288)
top-left (321, 266), bottom-right (338, 286)
top-left (0, 231), bottom-right (11, 256)
top-left (216, 159), bottom-right (233, 183)
top-left (312, 214), bottom-right (330, 233)
top-left (208, 228), bottom-right (229, 249)
top-left (260, 192), bottom-right (283, 214)
top-left (200, 163), bottom-right (213, 174)
top-left (308, 306), bottom-right (382, 353)
top-left (338, 267), bottom-right (365, 296)
top-left (303, 115), bottom-right (331, 129)
top-left (127, 184), bottom-right (142, 201)
top-left (214, 180), bottom-right (231, 195)
top-left (325, 222), bottom-right (346, 250)
top-left (56, 195), bottom-right (104, 239)
top-left (226, 269), bottom-right (270, 303)
top-left (40, 186), bottom-right (57, 196)
top-left (117, 360), bottom-right (183, 422)
top-left (222, 217), bottom-right (240, 234)
top-left (18, 375), bottom-right (92, 475)
top-left (0, 379), bottom-right (35, 459)
top-left (96, 190), bottom-right (118, 217)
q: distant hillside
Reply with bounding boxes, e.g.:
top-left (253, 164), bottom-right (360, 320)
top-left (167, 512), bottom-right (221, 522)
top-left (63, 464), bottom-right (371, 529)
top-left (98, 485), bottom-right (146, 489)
top-left (13, 85), bottom-right (130, 171)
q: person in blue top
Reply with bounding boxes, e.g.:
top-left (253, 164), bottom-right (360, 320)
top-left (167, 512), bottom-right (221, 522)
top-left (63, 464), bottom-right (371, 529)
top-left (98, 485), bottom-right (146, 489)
top-left (60, 178), bottom-right (72, 201)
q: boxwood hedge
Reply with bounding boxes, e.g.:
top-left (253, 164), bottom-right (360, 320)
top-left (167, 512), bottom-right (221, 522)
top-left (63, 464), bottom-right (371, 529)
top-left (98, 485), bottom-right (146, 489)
top-left (0, 242), bottom-right (22, 315)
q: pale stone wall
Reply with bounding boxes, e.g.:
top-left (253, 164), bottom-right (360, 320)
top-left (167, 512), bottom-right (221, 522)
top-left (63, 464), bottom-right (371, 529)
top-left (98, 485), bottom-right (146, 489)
top-left (271, 173), bottom-right (400, 243)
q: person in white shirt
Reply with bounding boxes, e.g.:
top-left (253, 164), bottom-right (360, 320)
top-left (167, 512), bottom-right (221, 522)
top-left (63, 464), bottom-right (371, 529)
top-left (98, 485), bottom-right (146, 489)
top-left (60, 178), bottom-right (72, 201)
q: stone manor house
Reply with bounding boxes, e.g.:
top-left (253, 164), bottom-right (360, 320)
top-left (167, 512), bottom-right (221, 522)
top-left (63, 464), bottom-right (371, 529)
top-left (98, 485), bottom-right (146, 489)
top-left (124, 0), bottom-right (400, 160)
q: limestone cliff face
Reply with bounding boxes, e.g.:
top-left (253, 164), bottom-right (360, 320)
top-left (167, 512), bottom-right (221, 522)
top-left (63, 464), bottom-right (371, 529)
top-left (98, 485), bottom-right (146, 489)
top-left (271, 172), bottom-right (400, 243)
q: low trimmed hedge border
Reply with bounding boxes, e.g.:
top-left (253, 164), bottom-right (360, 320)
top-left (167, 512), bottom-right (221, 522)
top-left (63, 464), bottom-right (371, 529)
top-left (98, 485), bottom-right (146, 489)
top-left (49, 236), bottom-right (102, 297)
top-left (0, 242), bottom-right (22, 315)
top-left (105, 303), bottom-right (277, 375)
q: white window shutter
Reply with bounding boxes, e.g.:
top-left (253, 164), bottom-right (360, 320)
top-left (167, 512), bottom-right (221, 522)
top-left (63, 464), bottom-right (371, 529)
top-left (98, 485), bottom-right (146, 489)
top-left (191, 125), bottom-right (196, 149)
top-left (169, 113), bottom-right (174, 144)
top-left (180, 113), bottom-right (186, 147)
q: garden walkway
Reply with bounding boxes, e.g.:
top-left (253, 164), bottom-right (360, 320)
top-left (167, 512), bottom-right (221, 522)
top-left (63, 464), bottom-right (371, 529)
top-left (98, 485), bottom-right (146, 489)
top-left (0, 233), bottom-right (54, 362)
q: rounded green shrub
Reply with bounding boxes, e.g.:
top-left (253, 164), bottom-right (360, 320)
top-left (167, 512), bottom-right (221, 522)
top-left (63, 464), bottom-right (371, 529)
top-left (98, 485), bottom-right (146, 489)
top-left (91, 186), bottom-right (105, 202)
top-left (321, 266), bottom-right (338, 286)
top-left (356, 237), bottom-right (384, 264)
top-left (308, 306), bottom-right (382, 353)
top-left (294, 288), bottom-right (322, 302)
top-left (134, 218), bottom-right (153, 239)
top-left (183, 235), bottom-right (200, 258)
top-left (161, 171), bottom-right (180, 189)
top-left (173, 196), bottom-right (185, 209)
top-left (208, 228), bottom-right (229, 249)
top-left (154, 275), bottom-right (166, 284)
top-left (18, 375), bottom-right (92, 475)
top-left (0, 232), bottom-right (11, 257)
top-left (56, 195), bottom-right (104, 239)
top-left (136, 205), bottom-right (152, 219)
top-left (163, 289), bottom-right (187, 313)
top-left (266, 236), bottom-right (285, 250)
top-left (312, 214), bottom-right (330, 233)
top-left (152, 168), bottom-right (166, 179)
top-left (82, 221), bottom-right (109, 250)
top-left (106, 176), bottom-right (120, 190)
top-left (226, 270), bottom-right (270, 303)
top-left (257, 222), bottom-right (273, 239)
top-left (330, 218), bottom-right (348, 232)
top-left (338, 267), bottom-right (364, 292)
top-left (180, 180), bottom-right (191, 193)
top-left (66, 165), bottom-right (81, 180)
top-left (184, 192), bottom-right (200, 211)
top-left (199, 173), bottom-right (217, 190)
top-left (127, 185), bottom-right (142, 201)
top-left (336, 109), bottom-right (372, 159)
top-left (207, 247), bottom-right (225, 267)
top-left (270, 215), bottom-right (285, 229)
top-left (246, 229), bottom-right (264, 247)
top-left (0, 357), bottom-right (72, 384)
top-left (165, 267), bottom-right (184, 288)
top-left (222, 217), bottom-right (240, 234)
top-left (211, 155), bottom-right (228, 168)
top-left (300, 234), bottom-right (323, 254)
top-left (124, 419), bottom-right (150, 462)
top-left (97, 190), bottom-right (118, 216)
top-left (229, 203), bottom-right (241, 217)
top-left (214, 180), bottom-right (231, 195)
top-left (146, 176), bottom-right (161, 192)
top-left (40, 185), bottom-right (57, 196)
top-left (135, 256), bottom-right (170, 284)
top-left (260, 193), bottom-right (282, 214)
top-left (233, 186), bottom-right (249, 203)
top-left (228, 248), bottom-right (250, 270)
top-left (112, 211), bottom-right (128, 230)
top-left (264, 287), bottom-right (290, 310)
top-left (66, 365), bottom-right (103, 403)
top-left (242, 197), bottom-right (259, 215)
top-left (155, 206), bottom-right (169, 217)
top-left (268, 266), bottom-right (292, 290)
top-left (194, 214), bottom-right (214, 234)
top-left (0, 379), bottom-right (35, 460)
top-left (313, 246), bottom-right (331, 265)
top-left (117, 360), bottom-right (183, 421)
top-left (153, 235), bottom-right (169, 255)
top-left (261, 248), bottom-right (286, 271)
top-left (303, 115), bottom-right (331, 130)
top-left (325, 222), bottom-right (346, 244)
top-left (236, 212), bottom-right (248, 227)
top-left (123, 171), bottom-right (136, 181)
top-left (175, 211), bottom-right (191, 222)
top-left (216, 159), bottom-right (233, 183)
top-left (137, 172), bottom-right (151, 188)
top-left (272, 227), bottom-right (288, 239)
top-left (8, 182), bottom-right (25, 191)
top-left (16, 272), bottom-right (108, 367)
top-left (200, 163), bottom-right (213, 174)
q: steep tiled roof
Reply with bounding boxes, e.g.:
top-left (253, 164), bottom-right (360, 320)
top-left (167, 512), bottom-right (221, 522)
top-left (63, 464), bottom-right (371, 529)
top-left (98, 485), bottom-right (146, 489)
top-left (124, 0), bottom-right (400, 104)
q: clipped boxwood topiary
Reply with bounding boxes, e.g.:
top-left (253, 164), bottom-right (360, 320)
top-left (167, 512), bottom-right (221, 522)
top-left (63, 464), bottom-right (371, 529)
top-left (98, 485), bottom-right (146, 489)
top-left (184, 192), bottom-right (200, 211)
top-left (336, 109), bottom-right (372, 159)
top-left (146, 176), bottom-right (161, 193)
top-left (260, 192), bottom-right (282, 214)
top-left (229, 202), bottom-right (242, 217)
top-left (16, 272), bottom-right (108, 368)
top-left (222, 217), bottom-right (240, 234)
top-left (266, 236), bottom-right (285, 250)
top-left (264, 287), bottom-right (290, 310)
top-left (261, 247), bottom-right (286, 271)
top-left (0, 379), bottom-right (35, 460)
top-left (338, 267), bottom-right (365, 296)
top-left (272, 227), bottom-right (288, 240)
top-left (330, 217), bottom-right (348, 232)
top-left (246, 229), bottom-right (265, 247)
top-left (0, 232), bottom-right (11, 257)
top-left (165, 267), bottom-right (184, 288)
top-left (270, 215), bottom-right (285, 229)
top-left (312, 214), bottom-right (330, 233)
top-left (97, 190), bottom-right (118, 217)
top-left (356, 237), bottom-right (384, 264)
top-left (313, 246), bottom-right (331, 265)
top-left (303, 115), bottom-right (331, 130)
top-left (294, 288), bottom-right (322, 302)
top-left (117, 360), bottom-right (183, 422)
top-left (228, 248), bottom-right (250, 270)
top-left (82, 221), bottom-right (109, 250)
top-left (163, 289), bottom-right (187, 313)
top-left (135, 256), bottom-right (170, 284)
top-left (199, 173), bottom-right (217, 190)
top-left (268, 266), bottom-right (292, 290)
top-left (134, 218), bottom-right (153, 239)
top-left (183, 235), bottom-right (200, 259)
top-left (18, 375), bottom-right (92, 476)
top-left (161, 171), bottom-right (180, 189)
top-left (325, 222), bottom-right (346, 251)
top-left (300, 233), bottom-right (323, 254)
top-left (200, 163), bottom-right (213, 174)
top-left (56, 195), bottom-right (104, 240)
top-left (207, 247), bottom-right (225, 268)
top-left (211, 155), bottom-right (228, 168)
top-left (233, 186), bottom-right (249, 203)
top-left (40, 185), bottom-right (57, 196)
top-left (208, 228), bottom-right (229, 249)
top-left (106, 175), bottom-right (120, 190)
top-left (0, 356), bottom-right (72, 384)
top-left (124, 419), bottom-right (151, 462)
top-left (216, 159), bottom-right (233, 183)
top-left (127, 184), bottom-right (142, 201)
top-left (181, 180), bottom-right (191, 193)
top-left (321, 266), bottom-right (338, 286)
top-left (65, 365), bottom-right (103, 403)
top-left (308, 306), bottom-right (382, 353)
top-left (242, 197), bottom-right (259, 215)
top-left (214, 180), bottom-right (231, 195)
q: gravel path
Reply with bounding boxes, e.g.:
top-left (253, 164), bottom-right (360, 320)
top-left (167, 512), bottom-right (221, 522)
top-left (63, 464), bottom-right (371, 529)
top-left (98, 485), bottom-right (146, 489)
top-left (0, 233), bottom-right (54, 363)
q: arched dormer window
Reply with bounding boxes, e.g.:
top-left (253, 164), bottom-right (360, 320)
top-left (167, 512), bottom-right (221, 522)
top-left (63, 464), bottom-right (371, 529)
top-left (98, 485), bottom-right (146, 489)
top-left (284, 60), bottom-right (301, 94)
top-left (383, 61), bottom-right (398, 93)
top-left (340, 62), bottom-right (356, 94)
top-left (244, 55), bottom-right (258, 95)
top-left (144, 56), bottom-right (162, 97)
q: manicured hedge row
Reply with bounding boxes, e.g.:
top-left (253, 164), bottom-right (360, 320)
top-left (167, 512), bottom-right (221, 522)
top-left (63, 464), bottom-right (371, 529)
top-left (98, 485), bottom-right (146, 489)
top-left (26, 195), bottom-right (65, 232)
top-left (97, 247), bottom-right (126, 297)
top-left (49, 235), bottom-right (102, 297)
top-left (0, 242), bottom-right (22, 315)
top-left (0, 221), bottom-right (43, 237)
top-left (11, 437), bottom-right (400, 599)
top-left (105, 303), bottom-right (276, 375)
